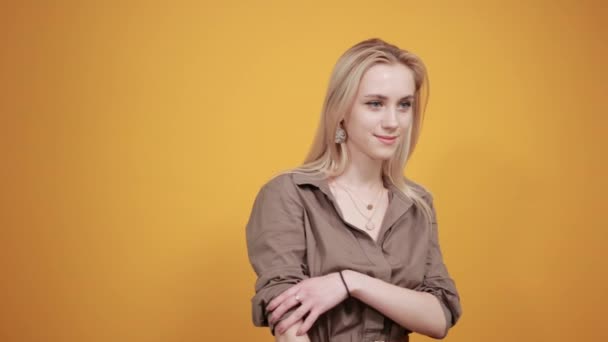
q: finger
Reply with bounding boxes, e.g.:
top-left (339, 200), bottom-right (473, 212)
top-left (269, 294), bottom-right (300, 325)
top-left (296, 309), bottom-right (319, 336)
top-left (267, 285), bottom-right (299, 312)
top-left (275, 303), bottom-right (310, 335)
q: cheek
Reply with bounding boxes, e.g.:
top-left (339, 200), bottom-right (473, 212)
top-left (400, 112), bottom-right (414, 127)
top-left (347, 113), bottom-right (376, 134)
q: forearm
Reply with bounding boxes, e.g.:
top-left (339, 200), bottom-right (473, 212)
top-left (342, 270), bottom-right (446, 339)
top-left (275, 319), bottom-right (311, 342)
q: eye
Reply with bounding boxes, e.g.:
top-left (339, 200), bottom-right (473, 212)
top-left (400, 101), bottom-right (412, 109)
top-left (366, 101), bottom-right (382, 108)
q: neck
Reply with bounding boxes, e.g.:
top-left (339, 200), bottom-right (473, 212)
top-left (334, 143), bottom-right (385, 192)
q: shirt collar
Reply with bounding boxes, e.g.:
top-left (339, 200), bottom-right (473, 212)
top-left (292, 172), bottom-right (415, 214)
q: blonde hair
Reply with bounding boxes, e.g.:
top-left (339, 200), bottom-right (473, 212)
top-left (273, 37), bottom-right (434, 228)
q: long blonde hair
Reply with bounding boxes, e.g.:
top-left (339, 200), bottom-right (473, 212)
top-left (273, 37), bottom-right (434, 227)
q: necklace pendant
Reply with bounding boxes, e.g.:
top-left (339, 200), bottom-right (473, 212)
top-left (366, 204), bottom-right (373, 210)
top-left (365, 221), bottom-right (375, 230)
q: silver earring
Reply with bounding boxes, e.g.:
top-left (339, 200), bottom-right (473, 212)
top-left (335, 126), bottom-right (347, 144)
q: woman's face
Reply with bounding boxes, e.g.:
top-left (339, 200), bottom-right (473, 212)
top-left (343, 62), bottom-right (415, 161)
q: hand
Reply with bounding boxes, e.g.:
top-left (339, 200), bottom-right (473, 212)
top-left (266, 272), bottom-right (349, 336)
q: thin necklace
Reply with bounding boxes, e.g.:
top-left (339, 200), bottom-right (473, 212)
top-left (332, 180), bottom-right (384, 214)
top-left (330, 180), bottom-right (385, 231)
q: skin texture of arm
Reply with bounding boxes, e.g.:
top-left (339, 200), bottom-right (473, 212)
top-left (275, 319), bottom-right (311, 342)
top-left (343, 270), bottom-right (447, 339)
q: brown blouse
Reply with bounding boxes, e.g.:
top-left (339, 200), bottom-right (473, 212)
top-left (245, 172), bottom-right (462, 341)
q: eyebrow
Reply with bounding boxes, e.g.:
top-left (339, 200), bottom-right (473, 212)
top-left (363, 94), bottom-right (414, 100)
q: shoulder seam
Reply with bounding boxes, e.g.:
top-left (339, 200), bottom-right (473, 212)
top-left (261, 172), bottom-right (304, 210)
top-left (404, 177), bottom-right (433, 201)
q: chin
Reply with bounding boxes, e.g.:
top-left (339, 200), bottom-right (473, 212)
top-left (370, 152), bottom-right (396, 161)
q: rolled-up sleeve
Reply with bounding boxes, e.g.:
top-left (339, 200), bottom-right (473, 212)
top-left (245, 174), bottom-right (309, 335)
top-left (414, 192), bottom-right (463, 337)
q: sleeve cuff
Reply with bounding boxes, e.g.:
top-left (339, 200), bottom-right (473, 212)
top-left (425, 290), bottom-right (455, 338)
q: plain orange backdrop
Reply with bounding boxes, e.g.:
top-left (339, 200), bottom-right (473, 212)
top-left (1, 1), bottom-right (606, 341)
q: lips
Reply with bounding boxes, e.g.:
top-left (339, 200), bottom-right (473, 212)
top-left (374, 135), bottom-right (398, 139)
top-left (374, 134), bottom-right (399, 145)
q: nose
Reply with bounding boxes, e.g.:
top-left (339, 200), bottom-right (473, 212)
top-left (381, 106), bottom-right (399, 129)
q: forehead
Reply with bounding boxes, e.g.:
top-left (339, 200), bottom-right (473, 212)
top-left (357, 63), bottom-right (415, 96)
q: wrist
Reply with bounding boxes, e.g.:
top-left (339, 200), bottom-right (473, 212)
top-left (341, 270), bottom-right (364, 298)
top-left (337, 271), bottom-right (351, 299)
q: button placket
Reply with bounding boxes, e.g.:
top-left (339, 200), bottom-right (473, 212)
top-left (361, 306), bottom-right (385, 342)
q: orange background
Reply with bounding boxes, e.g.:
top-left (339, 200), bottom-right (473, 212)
top-left (1, 1), bottom-right (606, 341)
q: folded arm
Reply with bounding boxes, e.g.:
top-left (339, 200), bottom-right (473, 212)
top-left (246, 174), bottom-right (312, 338)
top-left (274, 319), bottom-right (311, 342)
top-left (342, 270), bottom-right (448, 339)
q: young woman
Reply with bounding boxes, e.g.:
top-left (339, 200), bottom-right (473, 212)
top-left (245, 38), bottom-right (462, 342)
